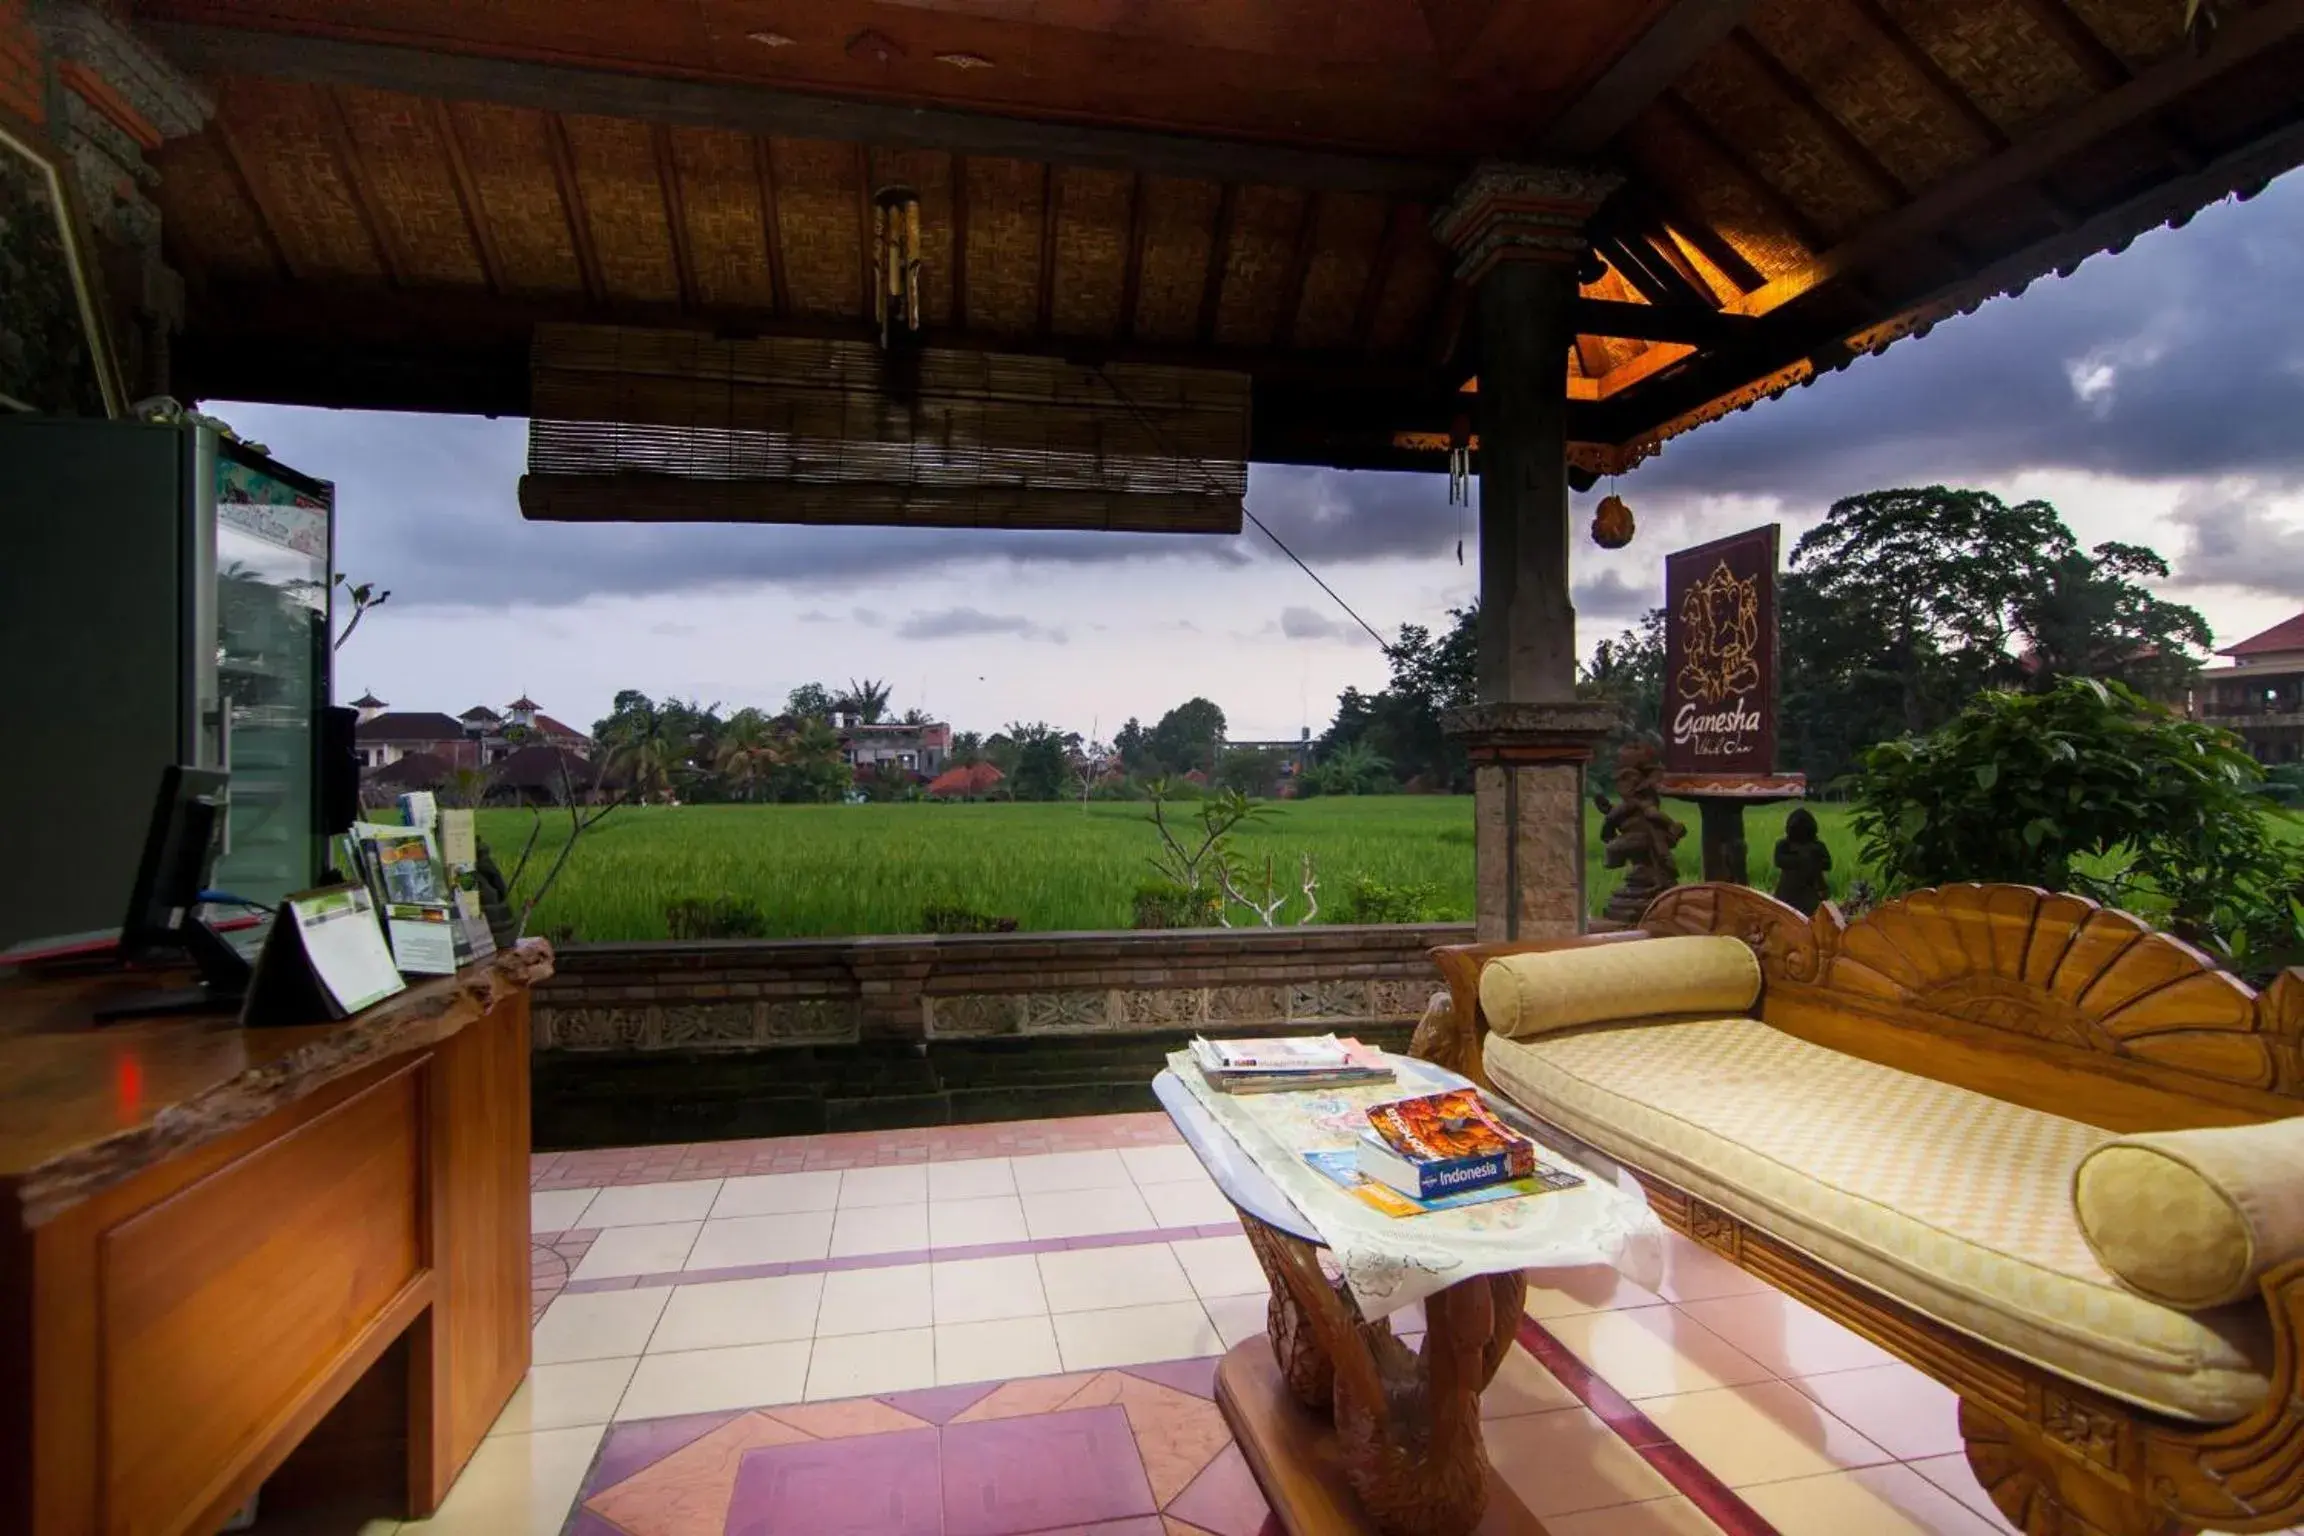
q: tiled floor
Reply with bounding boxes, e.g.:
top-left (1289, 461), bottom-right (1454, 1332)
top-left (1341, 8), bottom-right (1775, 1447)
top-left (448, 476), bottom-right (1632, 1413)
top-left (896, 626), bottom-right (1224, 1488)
top-left (353, 1112), bottom-right (2272, 1536)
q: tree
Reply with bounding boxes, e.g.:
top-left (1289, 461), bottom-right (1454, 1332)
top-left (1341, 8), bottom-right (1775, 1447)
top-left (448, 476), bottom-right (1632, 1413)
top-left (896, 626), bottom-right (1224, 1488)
top-left (1577, 608), bottom-right (1666, 783)
top-left (838, 677), bottom-right (893, 723)
top-left (786, 682), bottom-right (836, 721)
top-left (1113, 718), bottom-right (1152, 773)
top-left (1303, 739), bottom-right (1393, 796)
top-left (1147, 698), bottom-right (1227, 776)
top-left (767, 717), bottom-right (851, 803)
top-left (596, 696), bottom-right (689, 804)
top-left (714, 707), bottom-right (781, 802)
top-left (1003, 721), bottom-right (1073, 801)
top-left (948, 730), bottom-right (986, 767)
top-left (1215, 746), bottom-right (1291, 798)
top-left (2011, 542), bottom-right (2210, 697)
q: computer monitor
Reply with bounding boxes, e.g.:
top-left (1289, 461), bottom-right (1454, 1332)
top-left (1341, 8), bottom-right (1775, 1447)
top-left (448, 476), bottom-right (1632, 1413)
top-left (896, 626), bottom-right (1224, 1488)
top-left (95, 765), bottom-right (256, 1020)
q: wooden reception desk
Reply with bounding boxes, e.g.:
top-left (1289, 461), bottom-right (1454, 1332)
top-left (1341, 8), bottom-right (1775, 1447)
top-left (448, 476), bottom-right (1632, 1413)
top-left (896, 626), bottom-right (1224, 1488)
top-left (0, 942), bottom-right (553, 1536)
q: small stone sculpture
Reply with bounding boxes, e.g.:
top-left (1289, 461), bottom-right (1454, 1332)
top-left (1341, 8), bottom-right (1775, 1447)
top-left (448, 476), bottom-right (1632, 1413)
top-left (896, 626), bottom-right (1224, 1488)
top-left (1594, 743), bottom-right (1685, 925)
top-left (1772, 806), bottom-right (1833, 916)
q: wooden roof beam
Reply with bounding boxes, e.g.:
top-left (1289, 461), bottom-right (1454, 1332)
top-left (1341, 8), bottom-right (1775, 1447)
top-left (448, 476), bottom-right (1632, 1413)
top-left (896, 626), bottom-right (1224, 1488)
top-left (541, 113), bottom-right (605, 305)
top-left (1542, 0), bottom-right (1755, 155)
top-left (1655, 91), bottom-right (1833, 255)
top-left (654, 123), bottom-right (699, 312)
top-left (2010, 0), bottom-right (2203, 171)
top-left (1573, 296), bottom-right (1754, 344)
top-left (430, 101), bottom-right (506, 294)
top-left (314, 85), bottom-right (404, 285)
top-left (149, 23), bottom-right (1458, 199)
top-left (209, 111), bottom-right (296, 283)
top-left (1732, 0), bottom-right (2304, 317)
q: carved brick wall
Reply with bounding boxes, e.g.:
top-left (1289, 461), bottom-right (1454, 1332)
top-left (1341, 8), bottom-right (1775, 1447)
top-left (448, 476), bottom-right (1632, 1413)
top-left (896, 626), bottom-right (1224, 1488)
top-left (533, 925), bottom-right (1473, 1052)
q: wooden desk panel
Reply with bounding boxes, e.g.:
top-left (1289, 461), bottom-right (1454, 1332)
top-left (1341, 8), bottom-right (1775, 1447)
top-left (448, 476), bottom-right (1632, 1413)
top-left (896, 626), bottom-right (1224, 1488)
top-left (103, 1063), bottom-right (423, 1535)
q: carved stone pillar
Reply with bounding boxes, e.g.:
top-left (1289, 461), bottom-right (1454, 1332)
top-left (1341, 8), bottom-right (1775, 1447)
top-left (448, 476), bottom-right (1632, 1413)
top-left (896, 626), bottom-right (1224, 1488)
top-left (31, 0), bottom-right (212, 402)
top-left (1433, 163), bottom-right (1621, 942)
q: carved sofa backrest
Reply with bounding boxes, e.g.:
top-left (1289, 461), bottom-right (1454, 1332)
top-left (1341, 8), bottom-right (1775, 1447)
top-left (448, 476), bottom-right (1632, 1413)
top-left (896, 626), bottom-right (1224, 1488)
top-left (1640, 883), bottom-right (2304, 1134)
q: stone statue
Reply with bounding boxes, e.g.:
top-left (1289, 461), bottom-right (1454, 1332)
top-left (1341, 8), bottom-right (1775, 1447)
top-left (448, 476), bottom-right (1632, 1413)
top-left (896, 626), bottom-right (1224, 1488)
top-left (1594, 743), bottom-right (1685, 925)
top-left (1772, 806), bottom-right (1833, 916)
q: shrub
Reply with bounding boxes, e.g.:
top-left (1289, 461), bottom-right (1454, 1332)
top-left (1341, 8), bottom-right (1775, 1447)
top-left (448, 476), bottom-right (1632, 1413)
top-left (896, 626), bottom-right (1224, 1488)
top-left (1849, 677), bottom-right (2303, 976)
top-left (1131, 878), bottom-right (1220, 930)
top-left (920, 902), bottom-right (1019, 934)
top-left (665, 894), bottom-right (770, 940)
top-left (1332, 872), bottom-right (1444, 924)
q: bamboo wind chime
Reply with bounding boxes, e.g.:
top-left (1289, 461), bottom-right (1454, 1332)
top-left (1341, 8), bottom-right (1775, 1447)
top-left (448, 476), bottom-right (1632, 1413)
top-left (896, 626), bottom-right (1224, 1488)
top-left (873, 186), bottom-right (924, 348)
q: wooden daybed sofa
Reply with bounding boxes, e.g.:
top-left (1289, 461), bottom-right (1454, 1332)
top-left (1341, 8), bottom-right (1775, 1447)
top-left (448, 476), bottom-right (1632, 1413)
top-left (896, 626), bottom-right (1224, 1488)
top-left (1422, 882), bottom-right (2304, 1536)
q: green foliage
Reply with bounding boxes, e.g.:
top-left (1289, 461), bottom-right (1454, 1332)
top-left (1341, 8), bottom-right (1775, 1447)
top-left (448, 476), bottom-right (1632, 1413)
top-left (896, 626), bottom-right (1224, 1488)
top-left (919, 901), bottom-right (1019, 934)
top-left (1849, 677), bottom-right (2303, 973)
top-left (1145, 698), bottom-right (1227, 777)
top-left (1002, 721), bottom-right (1076, 801)
top-left (1332, 872), bottom-right (1446, 924)
top-left (1577, 608), bottom-right (1666, 784)
top-left (1315, 605), bottom-right (1476, 791)
top-left (837, 678), bottom-right (893, 724)
top-left (786, 682), bottom-right (836, 721)
top-left (1130, 878), bottom-right (1221, 930)
top-left (1302, 739), bottom-right (1394, 797)
top-left (1216, 746), bottom-right (1293, 799)
top-left (664, 894), bottom-right (770, 940)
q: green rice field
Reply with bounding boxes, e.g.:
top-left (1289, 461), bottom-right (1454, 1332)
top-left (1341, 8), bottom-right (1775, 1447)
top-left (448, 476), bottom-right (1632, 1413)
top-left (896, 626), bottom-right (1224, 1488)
top-left (473, 796), bottom-right (1869, 943)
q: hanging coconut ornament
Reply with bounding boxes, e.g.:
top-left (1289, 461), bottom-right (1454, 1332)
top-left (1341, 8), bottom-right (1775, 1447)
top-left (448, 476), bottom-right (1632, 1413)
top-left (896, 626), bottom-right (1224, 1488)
top-left (1591, 493), bottom-right (1636, 549)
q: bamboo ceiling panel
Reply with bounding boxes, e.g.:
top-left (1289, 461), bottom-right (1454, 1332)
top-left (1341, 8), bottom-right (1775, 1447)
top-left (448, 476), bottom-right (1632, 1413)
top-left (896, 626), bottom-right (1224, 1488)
top-left (768, 137), bottom-right (865, 319)
top-left (960, 156), bottom-right (1047, 336)
top-left (1127, 178), bottom-right (1225, 345)
top-left (444, 100), bottom-right (587, 297)
top-left (333, 84), bottom-right (487, 288)
top-left (1050, 166), bottom-right (1133, 339)
top-left (563, 115), bottom-right (682, 305)
top-left (1290, 193), bottom-right (1390, 351)
top-left (521, 325), bottom-right (1249, 535)
top-left (217, 80), bottom-right (386, 281)
top-left (668, 125), bottom-right (778, 314)
top-left (1741, 0), bottom-right (1993, 189)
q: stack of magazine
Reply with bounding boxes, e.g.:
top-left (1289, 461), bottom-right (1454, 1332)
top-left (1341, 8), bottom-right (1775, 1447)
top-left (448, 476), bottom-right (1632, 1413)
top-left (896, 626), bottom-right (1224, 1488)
top-left (1302, 1087), bottom-right (1583, 1218)
top-left (336, 800), bottom-right (497, 976)
top-left (1187, 1034), bottom-right (1394, 1094)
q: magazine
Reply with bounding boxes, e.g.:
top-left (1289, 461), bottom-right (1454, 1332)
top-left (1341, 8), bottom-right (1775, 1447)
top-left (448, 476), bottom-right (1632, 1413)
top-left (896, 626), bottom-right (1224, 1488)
top-left (1302, 1149), bottom-right (1580, 1218)
top-left (1358, 1087), bottom-right (1539, 1199)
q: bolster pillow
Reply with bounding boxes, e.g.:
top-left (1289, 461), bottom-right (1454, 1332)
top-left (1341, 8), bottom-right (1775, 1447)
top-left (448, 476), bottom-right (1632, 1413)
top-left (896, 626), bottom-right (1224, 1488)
top-left (2072, 1119), bottom-right (2304, 1309)
top-left (1478, 934), bottom-right (1762, 1041)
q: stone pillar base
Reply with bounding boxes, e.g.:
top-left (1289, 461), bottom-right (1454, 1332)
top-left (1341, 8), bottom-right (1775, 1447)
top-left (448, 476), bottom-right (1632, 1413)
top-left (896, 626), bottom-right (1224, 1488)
top-left (1446, 702), bottom-right (1617, 943)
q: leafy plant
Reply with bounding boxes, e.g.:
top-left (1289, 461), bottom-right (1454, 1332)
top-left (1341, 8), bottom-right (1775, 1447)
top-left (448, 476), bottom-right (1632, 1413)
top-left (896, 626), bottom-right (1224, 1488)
top-left (1849, 677), bottom-right (2304, 976)
top-left (1131, 878), bottom-right (1220, 930)
top-left (1331, 872), bottom-right (1444, 924)
top-left (919, 901), bottom-right (1019, 934)
top-left (665, 894), bottom-right (770, 940)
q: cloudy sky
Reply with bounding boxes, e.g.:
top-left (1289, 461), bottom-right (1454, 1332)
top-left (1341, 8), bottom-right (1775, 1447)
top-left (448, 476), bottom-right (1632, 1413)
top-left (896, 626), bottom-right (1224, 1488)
top-left (223, 169), bottom-right (2304, 743)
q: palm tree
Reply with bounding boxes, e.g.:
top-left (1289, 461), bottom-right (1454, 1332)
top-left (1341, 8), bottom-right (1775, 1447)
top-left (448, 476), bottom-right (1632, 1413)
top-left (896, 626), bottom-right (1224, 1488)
top-left (714, 708), bottom-right (783, 802)
top-left (599, 699), bottom-right (686, 804)
top-left (839, 678), bottom-right (893, 723)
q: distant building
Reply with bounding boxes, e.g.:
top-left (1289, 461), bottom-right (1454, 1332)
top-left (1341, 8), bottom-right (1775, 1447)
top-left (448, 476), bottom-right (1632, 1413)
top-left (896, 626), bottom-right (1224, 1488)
top-left (839, 719), bottom-right (951, 776)
top-left (350, 693), bottom-right (596, 772)
top-left (2186, 613), bottom-right (2304, 764)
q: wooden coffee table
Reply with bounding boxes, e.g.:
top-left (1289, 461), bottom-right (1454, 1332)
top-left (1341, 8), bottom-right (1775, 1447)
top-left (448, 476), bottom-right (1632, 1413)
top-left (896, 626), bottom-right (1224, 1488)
top-left (1153, 1067), bottom-right (1557, 1536)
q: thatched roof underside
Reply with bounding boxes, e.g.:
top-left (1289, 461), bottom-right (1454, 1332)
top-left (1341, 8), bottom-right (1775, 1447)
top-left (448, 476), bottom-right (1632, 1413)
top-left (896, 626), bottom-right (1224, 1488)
top-left (142, 0), bottom-right (2304, 494)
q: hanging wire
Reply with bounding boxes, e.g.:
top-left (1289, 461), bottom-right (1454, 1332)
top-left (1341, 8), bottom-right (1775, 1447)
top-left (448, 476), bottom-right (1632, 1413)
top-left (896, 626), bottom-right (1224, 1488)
top-left (1091, 366), bottom-right (1399, 655)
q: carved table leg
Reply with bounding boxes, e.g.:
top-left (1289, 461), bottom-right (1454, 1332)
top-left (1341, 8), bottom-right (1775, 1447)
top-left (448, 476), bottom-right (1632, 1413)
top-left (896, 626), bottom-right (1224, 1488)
top-left (1962, 1402), bottom-right (2191, 1536)
top-left (1239, 1213), bottom-right (1526, 1536)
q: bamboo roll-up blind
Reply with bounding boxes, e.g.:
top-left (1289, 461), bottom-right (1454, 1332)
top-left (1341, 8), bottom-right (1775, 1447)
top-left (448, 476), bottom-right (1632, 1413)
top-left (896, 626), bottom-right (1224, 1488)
top-left (519, 325), bottom-right (1249, 534)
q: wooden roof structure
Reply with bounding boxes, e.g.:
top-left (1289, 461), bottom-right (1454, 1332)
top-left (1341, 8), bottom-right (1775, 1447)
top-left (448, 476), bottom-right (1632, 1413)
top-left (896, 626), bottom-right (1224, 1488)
top-left (140, 0), bottom-right (2304, 482)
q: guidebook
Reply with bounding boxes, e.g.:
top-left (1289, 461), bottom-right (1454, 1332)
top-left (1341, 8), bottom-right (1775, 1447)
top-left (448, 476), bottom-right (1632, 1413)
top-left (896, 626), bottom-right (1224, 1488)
top-left (1302, 1148), bottom-right (1581, 1218)
top-left (1356, 1087), bottom-right (1540, 1200)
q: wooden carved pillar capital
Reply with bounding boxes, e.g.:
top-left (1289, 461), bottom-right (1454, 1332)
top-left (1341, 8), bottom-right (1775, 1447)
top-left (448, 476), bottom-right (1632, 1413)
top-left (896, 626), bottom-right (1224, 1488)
top-left (1431, 161), bottom-right (1624, 284)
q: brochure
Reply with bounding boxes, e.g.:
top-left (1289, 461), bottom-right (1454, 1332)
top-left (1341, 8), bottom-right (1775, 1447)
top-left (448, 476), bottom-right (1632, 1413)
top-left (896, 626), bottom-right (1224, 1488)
top-left (241, 883), bottom-right (406, 1025)
top-left (385, 902), bottom-right (460, 975)
top-left (435, 809), bottom-right (496, 962)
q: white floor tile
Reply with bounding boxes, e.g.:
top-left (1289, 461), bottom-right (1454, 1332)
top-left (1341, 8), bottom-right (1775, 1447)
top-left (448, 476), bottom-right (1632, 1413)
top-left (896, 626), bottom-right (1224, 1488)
top-left (399, 1424), bottom-right (604, 1536)
top-left (1011, 1149), bottom-right (1134, 1192)
top-left (1121, 1145), bottom-right (1210, 1185)
top-left (829, 1203), bottom-right (930, 1257)
top-left (928, 1195), bottom-right (1029, 1248)
top-left (804, 1328), bottom-right (938, 1400)
top-left (1202, 1292), bottom-right (1269, 1350)
top-left (927, 1157), bottom-right (1016, 1199)
top-left (838, 1164), bottom-right (930, 1207)
top-left (1739, 1464), bottom-right (2002, 1536)
top-left (579, 1179), bottom-right (723, 1228)
top-left (816, 1263), bottom-right (936, 1337)
top-left (489, 1357), bottom-right (636, 1433)
top-left (711, 1171), bottom-right (842, 1218)
top-left (615, 1341), bottom-right (812, 1421)
top-left (1052, 1301), bottom-right (1224, 1370)
top-left (648, 1274), bottom-right (824, 1353)
top-left (932, 1254), bottom-right (1050, 1325)
top-left (529, 1188), bottom-right (599, 1233)
top-left (531, 1287), bottom-right (672, 1364)
top-left (1020, 1185), bottom-right (1157, 1240)
top-left (1038, 1244), bottom-right (1198, 1312)
top-left (569, 1222), bottom-right (701, 1281)
top-left (1169, 1235), bottom-right (1267, 1299)
top-left (1142, 1179), bottom-right (1237, 1228)
top-left (936, 1316), bottom-right (1063, 1385)
top-left (684, 1211), bottom-right (834, 1270)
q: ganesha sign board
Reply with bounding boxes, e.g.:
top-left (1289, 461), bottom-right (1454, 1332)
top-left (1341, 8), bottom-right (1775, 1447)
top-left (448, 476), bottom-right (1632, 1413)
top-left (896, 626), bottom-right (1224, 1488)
top-left (1662, 525), bottom-right (1780, 777)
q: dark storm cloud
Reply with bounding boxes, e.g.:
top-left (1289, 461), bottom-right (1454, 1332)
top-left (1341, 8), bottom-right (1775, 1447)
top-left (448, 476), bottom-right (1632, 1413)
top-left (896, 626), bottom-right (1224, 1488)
top-left (893, 607), bottom-right (1066, 643)
top-left (2170, 481), bottom-right (2304, 596)
top-left (1277, 604), bottom-right (1377, 643)
top-left (1620, 173), bottom-right (2304, 504)
top-left (1572, 570), bottom-right (1658, 623)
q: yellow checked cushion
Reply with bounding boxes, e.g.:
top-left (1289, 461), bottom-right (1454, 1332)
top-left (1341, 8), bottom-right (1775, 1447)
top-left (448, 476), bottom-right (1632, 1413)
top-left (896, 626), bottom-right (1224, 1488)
top-left (2074, 1120), bottom-right (2304, 1309)
top-left (1478, 935), bottom-right (1761, 1041)
top-left (1485, 1017), bottom-right (2274, 1422)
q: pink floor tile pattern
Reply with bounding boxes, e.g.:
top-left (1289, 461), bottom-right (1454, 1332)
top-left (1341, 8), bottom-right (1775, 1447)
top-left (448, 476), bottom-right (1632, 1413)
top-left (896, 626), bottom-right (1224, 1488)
top-left (502, 1112), bottom-right (2159, 1536)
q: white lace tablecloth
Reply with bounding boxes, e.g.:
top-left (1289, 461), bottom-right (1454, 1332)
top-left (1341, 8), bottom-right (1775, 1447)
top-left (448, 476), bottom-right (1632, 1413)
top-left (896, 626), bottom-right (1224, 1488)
top-left (1168, 1049), bottom-right (1664, 1321)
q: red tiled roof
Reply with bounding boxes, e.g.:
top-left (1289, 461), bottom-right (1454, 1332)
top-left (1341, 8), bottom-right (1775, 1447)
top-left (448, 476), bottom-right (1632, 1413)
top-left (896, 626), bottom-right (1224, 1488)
top-left (507, 694), bottom-right (541, 710)
top-left (534, 713), bottom-right (593, 742)
top-left (2219, 612), bottom-right (2304, 658)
